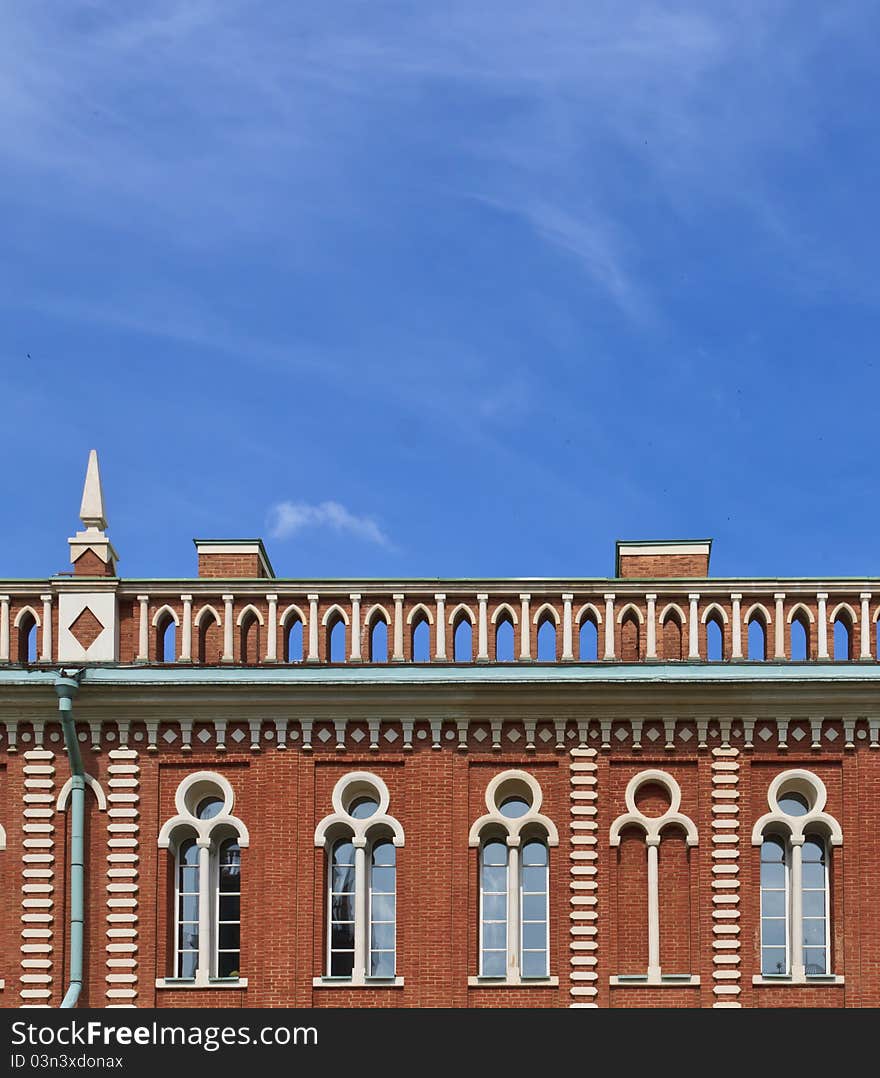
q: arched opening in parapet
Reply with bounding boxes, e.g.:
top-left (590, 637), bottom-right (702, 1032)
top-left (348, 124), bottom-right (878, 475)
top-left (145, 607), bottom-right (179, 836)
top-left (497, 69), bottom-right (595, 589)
top-left (578, 615), bottom-right (598, 661)
top-left (789, 615), bottom-right (809, 661)
top-left (620, 610), bottom-right (641, 662)
top-left (284, 617), bottom-right (304, 663)
top-left (411, 614), bottom-right (430, 663)
top-left (453, 613), bottom-right (473, 662)
top-left (196, 608), bottom-right (222, 665)
top-left (832, 614), bottom-right (853, 662)
top-left (747, 616), bottom-right (766, 661)
top-left (240, 609), bottom-right (261, 665)
top-left (156, 611), bottom-right (177, 663)
top-left (535, 612), bottom-right (557, 662)
top-left (369, 613), bottom-right (389, 663)
top-left (706, 615), bottom-right (724, 662)
top-left (17, 609), bottom-right (38, 664)
top-left (495, 616), bottom-right (515, 662)
top-left (328, 615), bottom-right (347, 663)
top-left (660, 610), bottom-right (683, 662)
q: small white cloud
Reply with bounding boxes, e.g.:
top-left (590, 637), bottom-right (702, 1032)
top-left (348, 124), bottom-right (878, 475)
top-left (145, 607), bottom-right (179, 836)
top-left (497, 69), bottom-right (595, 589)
top-left (268, 499), bottom-right (392, 548)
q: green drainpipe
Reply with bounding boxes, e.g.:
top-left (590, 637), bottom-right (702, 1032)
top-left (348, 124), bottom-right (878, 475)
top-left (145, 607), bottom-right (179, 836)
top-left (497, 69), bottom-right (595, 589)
top-left (55, 671), bottom-right (85, 1008)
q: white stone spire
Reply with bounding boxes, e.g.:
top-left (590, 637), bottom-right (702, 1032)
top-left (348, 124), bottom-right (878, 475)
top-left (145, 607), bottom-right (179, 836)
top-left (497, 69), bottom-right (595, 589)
top-left (68, 449), bottom-right (118, 574)
top-left (79, 449), bottom-right (107, 530)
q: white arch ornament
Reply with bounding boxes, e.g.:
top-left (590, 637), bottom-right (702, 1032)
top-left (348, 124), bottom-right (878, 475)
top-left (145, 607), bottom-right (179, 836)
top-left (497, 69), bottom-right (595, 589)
top-left (609, 770), bottom-right (698, 987)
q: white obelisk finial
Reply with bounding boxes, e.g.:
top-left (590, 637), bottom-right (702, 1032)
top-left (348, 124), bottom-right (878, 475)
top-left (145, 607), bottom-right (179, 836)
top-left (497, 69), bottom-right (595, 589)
top-left (79, 449), bottom-right (107, 530)
top-left (68, 449), bottom-right (118, 574)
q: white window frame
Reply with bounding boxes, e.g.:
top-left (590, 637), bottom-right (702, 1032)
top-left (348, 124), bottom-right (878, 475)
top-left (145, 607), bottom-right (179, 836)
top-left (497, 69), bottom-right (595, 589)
top-left (519, 838), bottom-right (550, 980)
top-left (469, 770), bottom-right (559, 987)
top-left (367, 838), bottom-right (396, 978)
top-left (759, 833), bottom-right (790, 977)
top-left (314, 772), bottom-right (405, 988)
top-left (478, 838), bottom-right (509, 978)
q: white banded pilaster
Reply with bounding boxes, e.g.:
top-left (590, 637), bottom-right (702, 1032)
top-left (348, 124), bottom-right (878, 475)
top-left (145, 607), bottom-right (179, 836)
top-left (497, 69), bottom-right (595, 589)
top-left (569, 747), bottom-right (598, 1007)
top-left (711, 747), bottom-right (741, 1007)
top-left (105, 749), bottom-right (140, 1006)
top-left (21, 749), bottom-right (56, 1006)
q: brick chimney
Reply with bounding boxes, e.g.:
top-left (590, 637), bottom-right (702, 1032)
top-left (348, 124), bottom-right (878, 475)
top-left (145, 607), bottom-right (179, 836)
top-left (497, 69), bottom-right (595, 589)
top-left (615, 540), bottom-right (711, 579)
top-left (194, 540), bottom-right (275, 579)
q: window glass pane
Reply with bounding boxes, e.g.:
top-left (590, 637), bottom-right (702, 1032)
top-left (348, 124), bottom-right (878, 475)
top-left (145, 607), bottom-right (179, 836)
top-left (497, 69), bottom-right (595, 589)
top-left (370, 951), bottom-right (394, 978)
top-left (521, 951), bottom-right (547, 978)
top-left (482, 840), bottom-right (507, 866)
top-left (332, 866), bottom-right (355, 893)
top-left (372, 842), bottom-right (396, 867)
top-left (180, 841), bottom-right (200, 866)
top-left (522, 893), bottom-right (547, 921)
top-left (803, 919), bottom-right (826, 946)
top-left (522, 866), bottom-right (547, 891)
top-left (178, 893), bottom-right (199, 923)
top-left (219, 894), bottom-right (240, 922)
top-left (499, 796), bottom-right (530, 819)
top-left (759, 862), bottom-right (785, 889)
top-left (482, 922), bottom-right (506, 950)
top-left (803, 837), bottom-right (825, 862)
top-left (522, 923), bottom-right (546, 950)
top-left (330, 952), bottom-right (354, 978)
top-left (760, 837), bottom-right (785, 862)
top-left (371, 894), bottom-right (395, 921)
top-left (482, 894), bottom-right (506, 921)
top-left (217, 953), bottom-right (240, 978)
top-left (761, 919), bottom-right (786, 947)
top-left (803, 891), bottom-right (825, 918)
top-left (371, 923), bottom-right (395, 950)
top-left (331, 922), bottom-right (355, 950)
top-left (218, 923), bottom-right (239, 950)
top-left (481, 952), bottom-right (505, 977)
top-left (177, 925), bottom-right (199, 953)
top-left (332, 840), bottom-right (355, 865)
top-left (349, 796), bottom-right (378, 820)
top-left (777, 792), bottom-right (809, 817)
top-left (196, 797), bottom-right (224, 820)
top-left (178, 951), bottom-right (198, 979)
top-left (802, 862), bottom-right (826, 889)
top-left (804, 948), bottom-right (827, 976)
top-left (522, 841), bottom-right (548, 866)
top-left (761, 890), bottom-right (785, 918)
top-left (762, 948), bottom-right (787, 976)
top-left (370, 866), bottom-right (395, 892)
top-left (481, 866), bottom-right (507, 892)
top-left (331, 894), bottom-right (354, 921)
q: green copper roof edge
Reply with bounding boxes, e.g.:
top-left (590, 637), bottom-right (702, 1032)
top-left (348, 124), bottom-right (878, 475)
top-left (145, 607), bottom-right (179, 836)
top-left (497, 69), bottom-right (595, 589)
top-left (2, 663), bottom-right (879, 688)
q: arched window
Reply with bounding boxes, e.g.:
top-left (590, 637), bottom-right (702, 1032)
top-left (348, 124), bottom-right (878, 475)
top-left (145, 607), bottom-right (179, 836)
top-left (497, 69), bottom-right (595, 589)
top-left (453, 615), bottom-right (473, 662)
top-left (832, 616), bottom-right (852, 662)
top-left (753, 770), bottom-right (841, 982)
top-left (328, 616), bottom-right (347, 663)
top-left (706, 616), bottom-right (723, 661)
top-left (536, 616), bottom-right (557, 662)
top-left (579, 616), bottom-right (599, 661)
top-left (747, 617), bottom-right (766, 661)
top-left (411, 615), bottom-right (430, 662)
top-left (160, 617), bottom-right (176, 663)
top-left (470, 771), bottom-right (558, 984)
top-left (315, 773), bottom-right (404, 985)
top-left (790, 615), bottom-right (809, 661)
top-left (609, 770), bottom-right (698, 985)
top-left (284, 617), bottom-right (304, 663)
top-left (16, 609), bottom-right (38, 664)
top-left (159, 772), bottom-right (249, 987)
top-left (495, 616), bottom-right (515, 662)
top-left (369, 616), bottom-right (388, 663)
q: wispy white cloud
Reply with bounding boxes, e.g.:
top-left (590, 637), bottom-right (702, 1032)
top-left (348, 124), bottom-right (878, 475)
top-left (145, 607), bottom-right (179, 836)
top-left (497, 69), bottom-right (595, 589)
top-left (268, 500), bottom-right (393, 548)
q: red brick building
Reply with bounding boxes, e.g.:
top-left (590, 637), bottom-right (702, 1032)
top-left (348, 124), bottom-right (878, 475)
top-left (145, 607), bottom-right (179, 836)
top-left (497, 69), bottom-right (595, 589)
top-left (1, 452), bottom-right (879, 1009)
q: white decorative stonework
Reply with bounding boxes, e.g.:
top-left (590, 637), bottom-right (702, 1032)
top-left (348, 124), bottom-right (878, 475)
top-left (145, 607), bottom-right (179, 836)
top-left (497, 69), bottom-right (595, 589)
top-left (20, 749), bottom-right (56, 1006)
top-left (569, 747), bottom-right (598, 1007)
top-left (105, 749), bottom-right (140, 1006)
top-left (711, 747), bottom-right (741, 1008)
top-left (57, 591), bottom-right (118, 662)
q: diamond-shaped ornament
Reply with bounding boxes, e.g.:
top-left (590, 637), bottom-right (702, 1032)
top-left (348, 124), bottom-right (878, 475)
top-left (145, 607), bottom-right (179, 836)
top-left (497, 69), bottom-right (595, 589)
top-left (69, 607), bottom-right (104, 649)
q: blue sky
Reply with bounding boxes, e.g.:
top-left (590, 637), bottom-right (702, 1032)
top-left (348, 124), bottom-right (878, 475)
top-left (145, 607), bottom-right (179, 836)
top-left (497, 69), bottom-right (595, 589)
top-left (1, 3), bottom-right (878, 581)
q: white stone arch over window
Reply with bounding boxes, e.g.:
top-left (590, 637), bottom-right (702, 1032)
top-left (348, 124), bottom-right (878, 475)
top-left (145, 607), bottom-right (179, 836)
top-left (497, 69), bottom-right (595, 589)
top-left (151, 605), bottom-right (180, 627)
top-left (490, 603), bottom-right (518, 625)
top-left (609, 770), bottom-right (698, 986)
top-left (157, 771), bottom-right (248, 990)
top-left (406, 603), bottom-right (434, 625)
top-left (13, 605), bottom-right (41, 629)
top-left (531, 603), bottom-right (559, 626)
top-left (616, 603), bottom-right (644, 625)
top-left (575, 602), bottom-right (603, 625)
top-left (314, 772), bottom-right (404, 987)
top-left (829, 602), bottom-right (858, 625)
top-left (0, 821), bottom-right (6, 851)
top-left (743, 602), bottom-right (772, 625)
top-left (321, 604), bottom-right (350, 626)
top-left (278, 603), bottom-right (307, 628)
top-left (786, 603), bottom-right (815, 624)
top-left (193, 604), bottom-right (222, 628)
top-left (363, 604), bottom-right (391, 628)
top-left (700, 603), bottom-right (729, 625)
top-left (235, 604), bottom-right (264, 626)
top-left (447, 602), bottom-right (476, 626)
top-left (469, 770), bottom-right (558, 986)
top-left (56, 773), bottom-right (107, 812)
top-left (658, 603), bottom-right (687, 625)
top-left (752, 769), bottom-right (842, 984)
